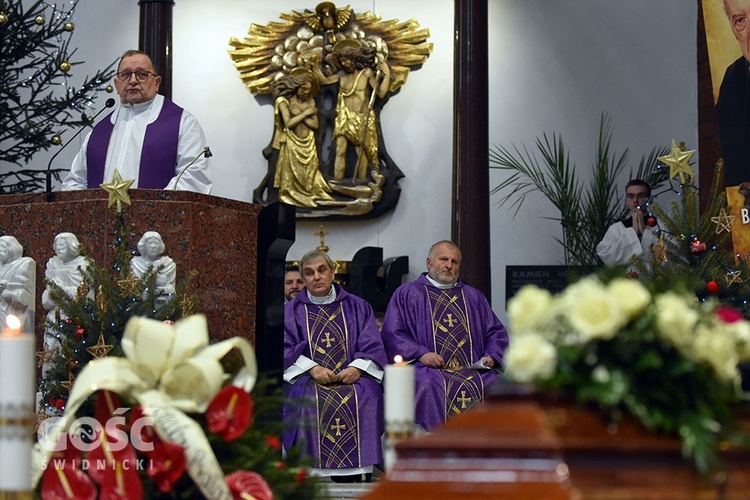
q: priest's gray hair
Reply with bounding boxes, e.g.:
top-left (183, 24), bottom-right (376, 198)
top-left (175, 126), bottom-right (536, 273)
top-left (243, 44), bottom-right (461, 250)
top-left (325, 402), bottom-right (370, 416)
top-left (427, 240), bottom-right (461, 260)
top-left (300, 250), bottom-right (335, 271)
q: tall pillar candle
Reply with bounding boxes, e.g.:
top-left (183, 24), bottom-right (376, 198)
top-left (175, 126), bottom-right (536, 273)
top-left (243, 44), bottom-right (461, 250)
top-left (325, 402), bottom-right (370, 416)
top-left (0, 315), bottom-right (35, 497)
top-left (384, 355), bottom-right (415, 471)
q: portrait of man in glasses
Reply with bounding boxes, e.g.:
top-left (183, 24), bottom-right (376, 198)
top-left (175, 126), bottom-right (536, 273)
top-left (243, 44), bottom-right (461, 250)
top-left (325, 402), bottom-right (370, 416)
top-left (62, 49), bottom-right (212, 193)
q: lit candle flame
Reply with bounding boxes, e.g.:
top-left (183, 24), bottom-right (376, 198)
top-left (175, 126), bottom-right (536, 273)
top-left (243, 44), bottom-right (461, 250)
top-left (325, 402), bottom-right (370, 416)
top-left (3, 314), bottom-right (22, 336)
top-left (393, 355), bottom-right (403, 364)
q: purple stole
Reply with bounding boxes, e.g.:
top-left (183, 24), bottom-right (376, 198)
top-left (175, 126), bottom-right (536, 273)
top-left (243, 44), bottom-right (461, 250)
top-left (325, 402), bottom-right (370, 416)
top-left (305, 303), bottom-right (363, 469)
top-left (86, 98), bottom-right (183, 188)
top-left (426, 286), bottom-right (485, 421)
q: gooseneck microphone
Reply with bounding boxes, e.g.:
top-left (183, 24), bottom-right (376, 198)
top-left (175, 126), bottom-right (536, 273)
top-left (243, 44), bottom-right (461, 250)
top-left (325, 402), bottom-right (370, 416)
top-left (173, 146), bottom-right (212, 189)
top-left (45, 97), bottom-right (116, 201)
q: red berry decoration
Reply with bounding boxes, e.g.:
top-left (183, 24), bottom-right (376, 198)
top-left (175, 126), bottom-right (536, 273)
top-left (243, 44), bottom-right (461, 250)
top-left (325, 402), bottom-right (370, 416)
top-left (55, 399), bottom-right (65, 410)
top-left (707, 280), bottom-right (720, 294)
top-left (75, 327), bottom-right (85, 340)
top-left (645, 216), bottom-right (657, 227)
top-left (690, 239), bottom-right (706, 256)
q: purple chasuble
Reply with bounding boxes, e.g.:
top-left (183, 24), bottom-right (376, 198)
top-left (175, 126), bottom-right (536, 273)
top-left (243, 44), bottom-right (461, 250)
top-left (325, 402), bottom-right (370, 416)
top-left (283, 285), bottom-right (387, 469)
top-left (382, 274), bottom-right (509, 431)
top-left (86, 98), bottom-right (183, 188)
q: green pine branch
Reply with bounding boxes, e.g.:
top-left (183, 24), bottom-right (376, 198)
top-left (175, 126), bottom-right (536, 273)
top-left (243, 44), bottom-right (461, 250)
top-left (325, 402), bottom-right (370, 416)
top-left (0, 0), bottom-right (117, 191)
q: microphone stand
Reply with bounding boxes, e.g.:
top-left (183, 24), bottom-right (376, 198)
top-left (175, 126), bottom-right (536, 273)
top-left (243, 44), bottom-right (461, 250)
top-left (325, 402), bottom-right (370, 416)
top-left (45, 98), bottom-right (116, 202)
top-left (174, 147), bottom-right (212, 189)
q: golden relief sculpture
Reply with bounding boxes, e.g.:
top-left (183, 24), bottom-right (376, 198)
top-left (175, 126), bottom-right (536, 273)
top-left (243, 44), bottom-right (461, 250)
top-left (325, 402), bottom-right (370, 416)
top-left (228, 2), bottom-right (432, 219)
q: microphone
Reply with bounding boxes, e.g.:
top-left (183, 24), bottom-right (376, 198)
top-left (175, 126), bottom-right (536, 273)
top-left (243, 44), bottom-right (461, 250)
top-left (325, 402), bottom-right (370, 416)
top-left (173, 146), bottom-right (212, 189)
top-left (46, 98), bottom-right (116, 201)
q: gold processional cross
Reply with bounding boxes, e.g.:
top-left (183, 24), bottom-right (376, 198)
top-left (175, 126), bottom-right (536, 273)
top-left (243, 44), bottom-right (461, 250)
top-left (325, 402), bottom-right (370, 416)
top-left (314, 225), bottom-right (330, 253)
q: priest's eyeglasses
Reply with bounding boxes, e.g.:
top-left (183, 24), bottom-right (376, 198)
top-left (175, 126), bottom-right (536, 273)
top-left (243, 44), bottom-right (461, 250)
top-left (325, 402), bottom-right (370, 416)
top-left (626, 193), bottom-right (649, 200)
top-left (116, 70), bottom-right (157, 82)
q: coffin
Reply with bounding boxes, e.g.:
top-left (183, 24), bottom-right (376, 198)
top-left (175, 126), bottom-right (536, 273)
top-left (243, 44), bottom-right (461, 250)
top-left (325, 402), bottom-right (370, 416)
top-left (365, 393), bottom-right (750, 499)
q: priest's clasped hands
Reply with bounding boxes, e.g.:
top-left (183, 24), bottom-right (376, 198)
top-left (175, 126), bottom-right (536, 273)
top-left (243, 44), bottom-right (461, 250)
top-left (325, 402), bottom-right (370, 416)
top-left (418, 352), bottom-right (495, 369)
top-left (310, 365), bottom-right (362, 385)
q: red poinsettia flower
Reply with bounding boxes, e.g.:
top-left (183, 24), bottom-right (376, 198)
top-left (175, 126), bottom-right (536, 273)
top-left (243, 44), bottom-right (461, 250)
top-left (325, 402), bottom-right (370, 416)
top-left (47, 433), bottom-right (83, 469)
top-left (265, 435), bottom-right (281, 450)
top-left (715, 306), bottom-right (744, 324)
top-left (146, 441), bottom-right (186, 493)
top-left (295, 468), bottom-right (308, 484)
top-left (85, 432), bottom-right (138, 485)
top-left (206, 385), bottom-right (253, 441)
top-left (98, 460), bottom-right (143, 500)
top-left (94, 391), bottom-right (123, 427)
top-left (226, 470), bottom-right (274, 500)
top-left (129, 405), bottom-right (157, 451)
top-left (41, 464), bottom-right (97, 500)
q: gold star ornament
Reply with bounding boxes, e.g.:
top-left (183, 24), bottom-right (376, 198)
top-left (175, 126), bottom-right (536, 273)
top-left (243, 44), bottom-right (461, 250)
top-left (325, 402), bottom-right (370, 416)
top-left (711, 208), bottom-right (736, 234)
top-left (100, 169), bottom-right (134, 212)
top-left (726, 270), bottom-right (743, 286)
top-left (60, 372), bottom-right (76, 392)
top-left (651, 236), bottom-right (668, 263)
top-left (36, 348), bottom-right (55, 368)
top-left (658, 140), bottom-right (695, 184)
top-left (87, 334), bottom-right (114, 359)
top-left (117, 274), bottom-right (142, 297)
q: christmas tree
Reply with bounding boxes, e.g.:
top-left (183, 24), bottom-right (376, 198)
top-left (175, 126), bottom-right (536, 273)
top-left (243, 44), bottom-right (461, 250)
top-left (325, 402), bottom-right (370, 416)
top-left (0, 0), bottom-right (116, 192)
top-left (36, 191), bottom-right (319, 498)
top-left (634, 157), bottom-right (750, 317)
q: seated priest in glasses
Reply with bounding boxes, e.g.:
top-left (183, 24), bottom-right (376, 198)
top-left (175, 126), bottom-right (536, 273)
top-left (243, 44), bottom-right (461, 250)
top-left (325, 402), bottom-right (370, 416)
top-left (283, 250), bottom-right (387, 481)
top-left (62, 49), bottom-right (212, 193)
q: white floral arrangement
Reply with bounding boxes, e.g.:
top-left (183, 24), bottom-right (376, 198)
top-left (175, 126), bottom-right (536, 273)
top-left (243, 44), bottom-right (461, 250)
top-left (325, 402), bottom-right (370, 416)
top-left (504, 276), bottom-right (750, 473)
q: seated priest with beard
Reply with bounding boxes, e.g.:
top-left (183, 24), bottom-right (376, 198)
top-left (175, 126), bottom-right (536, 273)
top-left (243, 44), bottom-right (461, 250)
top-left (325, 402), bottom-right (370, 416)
top-left (283, 250), bottom-right (387, 482)
top-left (382, 240), bottom-right (509, 431)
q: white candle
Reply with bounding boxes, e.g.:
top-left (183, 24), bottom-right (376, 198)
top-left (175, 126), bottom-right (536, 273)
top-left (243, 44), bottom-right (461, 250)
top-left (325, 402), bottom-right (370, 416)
top-left (384, 355), bottom-right (415, 471)
top-left (0, 314), bottom-right (35, 494)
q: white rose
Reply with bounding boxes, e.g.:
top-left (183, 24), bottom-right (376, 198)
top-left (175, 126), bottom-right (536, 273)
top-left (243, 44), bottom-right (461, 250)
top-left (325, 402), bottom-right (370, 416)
top-left (607, 278), bottom-right (650, 319)
top-left (654, 293), bottom-right (699, 349)
top-left (591, 365), bottom-right (610, 383)
top-left (692, 325), bottom-right (739, 382)
top-left (724, 320), bottom-right (750, 361)
top-left (508, 285), bottom-right (553, 333)
top-left (564, 279), bottom-right (626, 341)
top-left (504, 333), bottom-right (557, 383)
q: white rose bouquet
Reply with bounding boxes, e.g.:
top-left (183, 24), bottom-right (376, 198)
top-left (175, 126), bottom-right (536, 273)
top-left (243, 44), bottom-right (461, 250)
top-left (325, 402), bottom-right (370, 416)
top-left (504, 276), bottom-right (750, 474)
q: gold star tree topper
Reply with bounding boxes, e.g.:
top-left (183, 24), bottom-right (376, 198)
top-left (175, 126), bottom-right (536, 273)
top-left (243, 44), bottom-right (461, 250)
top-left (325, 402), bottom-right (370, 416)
top-left (100, 169), bottom-right (134, 212)
top-left (658, 140), bottom-right (695, 184)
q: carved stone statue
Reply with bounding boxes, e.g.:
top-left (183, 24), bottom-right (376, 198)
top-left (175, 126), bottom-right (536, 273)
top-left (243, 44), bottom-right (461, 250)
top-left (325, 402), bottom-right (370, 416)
top-left (42, 233), bottom-right (88, 324)
top-left (271, 70), bottom-right (334, 207)
top-left (0, 236), bottom-right (36, 333)
top-left (130, 231), bottom-right (176, 298)
top-left (229, 2), bottom-right (432, 219)
top-left (42, 233), bottom-right (89, 369)
top-left (312, 40), bottom-right (391, 181)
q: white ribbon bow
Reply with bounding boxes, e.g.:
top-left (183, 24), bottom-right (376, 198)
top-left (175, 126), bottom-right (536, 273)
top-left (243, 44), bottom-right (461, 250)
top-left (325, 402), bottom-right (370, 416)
top-left (33, 314), bottom-right (258, 500)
